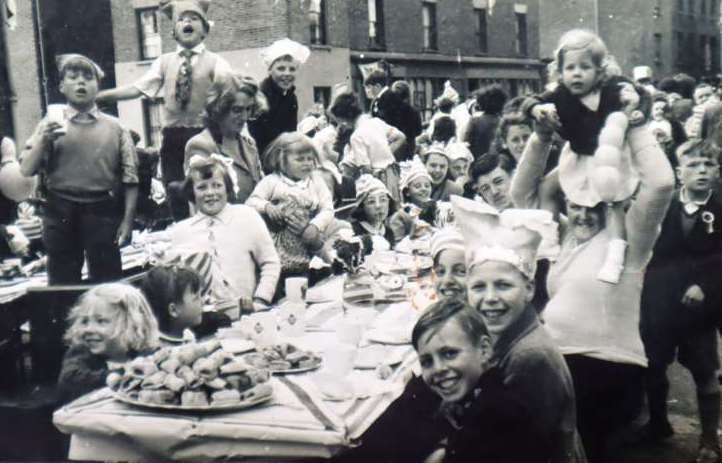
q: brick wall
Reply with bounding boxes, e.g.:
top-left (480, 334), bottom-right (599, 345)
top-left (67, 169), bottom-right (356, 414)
top-left (348, 0), bottom-right (539, 59)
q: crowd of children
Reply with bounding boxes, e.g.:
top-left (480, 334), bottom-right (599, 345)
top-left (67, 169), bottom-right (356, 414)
top-left (4, 1), bottom-right (721, 460)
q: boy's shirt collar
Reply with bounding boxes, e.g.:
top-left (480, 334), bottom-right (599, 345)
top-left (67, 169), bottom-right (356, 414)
top-left (680, 186), bottom-right (713, 215)
top-left (176, 43), bottom-right (206, 56)
top-left (159, 329), bottom-right (196, 344)
top-left (66, 104), bottom-right (100, 122)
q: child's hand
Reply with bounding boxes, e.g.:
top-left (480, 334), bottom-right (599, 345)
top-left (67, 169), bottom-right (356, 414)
top-left (265, 203), bottom-right (285, 224)
top-left (301, 224), bottom-right (321, 245)
top-left (115, 219), bottom-right (133, 246)
top-left (681, 284), bottom-right (705, 307)
top-left (531, 103), bottom-right (560, 131)
top-left (5, 226), bottom-right (29, 256)
top-left (37, 118), bottom-right (65, 144)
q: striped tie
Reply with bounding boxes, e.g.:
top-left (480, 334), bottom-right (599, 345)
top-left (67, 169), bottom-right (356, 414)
top-left (175, 49), bottom-right (193, 109)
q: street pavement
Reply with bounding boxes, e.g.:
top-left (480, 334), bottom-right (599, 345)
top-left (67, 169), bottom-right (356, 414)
top-left (614, 361), bottom-right (712, 463)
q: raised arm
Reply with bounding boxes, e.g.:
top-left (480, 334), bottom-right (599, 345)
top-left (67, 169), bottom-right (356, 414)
top-left (625, 125), bottom-right (675, 269)
top-left (510, 129), bottom-right (553, 210)
top-left (19, 118), bottom-right (61, 177)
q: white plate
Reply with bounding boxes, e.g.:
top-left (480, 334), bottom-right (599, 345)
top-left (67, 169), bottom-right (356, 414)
top-left (112, 384), bottom-right (273, 412)
top-left (219, 339), bottom-right (255, 354)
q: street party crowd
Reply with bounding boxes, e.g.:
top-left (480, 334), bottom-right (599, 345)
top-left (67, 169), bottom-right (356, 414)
top-left (2, 0), bottom-right (722, 462)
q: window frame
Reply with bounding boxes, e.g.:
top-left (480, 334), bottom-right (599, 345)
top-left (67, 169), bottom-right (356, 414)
top-left (422, 1), bottom-right (438, 51)
top-left (476, 7), bottom-right (488, 53)
top-left (367, 0), bottom-right (386, 49)
top-left (136, 7), bottom-right (162, 61)
top-left (515, 11), bottom-right (528, 56)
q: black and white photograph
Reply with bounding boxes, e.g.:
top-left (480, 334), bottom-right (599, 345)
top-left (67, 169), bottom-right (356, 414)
top-left (1, 0), bottom-right (722, 462)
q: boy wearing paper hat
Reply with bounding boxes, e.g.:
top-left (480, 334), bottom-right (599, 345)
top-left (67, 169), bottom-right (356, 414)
top-left (249, 38), bottom-right (311, 159)
top-left (97, 0), bottom-right (231, 220)
top-left (451, 196), bottom-right (583, 462)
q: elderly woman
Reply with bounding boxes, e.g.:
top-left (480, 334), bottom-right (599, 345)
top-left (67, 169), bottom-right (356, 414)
top-left (170, 157), bottom-right (280, 313)
top-left (184, 74), bottom-right (266, 204)
top-left (248, 38), bottom-right (310, 160)
top-left (453, 196), bottom-right (582, 463)
top-left (511, 121), bottom-right (675, 461)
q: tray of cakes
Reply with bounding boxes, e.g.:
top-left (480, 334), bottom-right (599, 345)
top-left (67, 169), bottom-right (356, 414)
top-left (107, 341), bottom-right (273, 411)
top-left (238, 343), bottom-right (322, 374)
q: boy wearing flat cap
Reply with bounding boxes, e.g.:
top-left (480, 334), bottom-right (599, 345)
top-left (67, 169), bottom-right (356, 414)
top-left (249, 38), bottom-right (310, 162)
top-left (20, 55), bottom-right (139, 284)
top-left (97, 0), bottom-right (231, 219)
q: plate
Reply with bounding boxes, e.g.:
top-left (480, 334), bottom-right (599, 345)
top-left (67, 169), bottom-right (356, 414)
top-left (112, 384), bottom-right (273, 411)
top-left (365, 328), bottom-right (411, 345)
top-left (270, 358), bottom-right (322, 375)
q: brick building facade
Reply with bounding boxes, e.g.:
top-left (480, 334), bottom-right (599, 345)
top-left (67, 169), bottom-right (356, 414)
top-left (348, 0), bottom-right (543, 119)
top-left (539, 0), bottom-right (721, 83)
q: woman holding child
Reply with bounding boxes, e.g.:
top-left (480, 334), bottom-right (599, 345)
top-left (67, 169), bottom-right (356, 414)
top-left (512, 101), bottom-right (675, 461)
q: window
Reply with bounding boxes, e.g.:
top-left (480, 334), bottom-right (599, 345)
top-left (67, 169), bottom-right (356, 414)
top-left (137, 8), bottom-right (161, 60)
top-left (678, 0), bottom-right (685, 11)
top-left (654, 33), bottom-right (662, 64)
top-left (701, 0), bottom-right (706, 15)
top-left (515, 5), bottom-right (528, 56)
top-left (476, 7), bottom-right (488, 53)
top-left (309, 0), bottom-right (327, 45)
top-left (676, 31), bottom-right (684, 63)
top-left (422, 2), bottom-right (438, 50)
top-left (689, 0), bottom-right (694, 14)
top-left (142, 98), bottom-right (164, 147)
top-left (313, 86), bottom-right (331, 109)
top-left (368, 0), bottom-right (385, 48)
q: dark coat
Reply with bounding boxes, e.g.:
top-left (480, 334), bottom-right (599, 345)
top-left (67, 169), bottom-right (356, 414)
top-left (642, 191), bottom-right (722, 330)
top-left (371, 89), bottom-right (406, 133)
top-left (442, 367), bottom-right (549, 463)
top-left (463, 113), bottom-right (500, 159)
top-left (57, 344), bottom-right (111, 404)
top-left (248, 77), bottom-right (298, 160)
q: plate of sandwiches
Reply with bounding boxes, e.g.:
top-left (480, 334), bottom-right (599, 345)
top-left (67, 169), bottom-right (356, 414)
top-left (239, 343), bottom-right (322, 374)
top-left (107, 340), bottom-right (273, 411)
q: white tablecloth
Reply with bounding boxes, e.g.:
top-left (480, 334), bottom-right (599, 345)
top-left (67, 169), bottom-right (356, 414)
top-left (53, 289), bottom-right (420, 462)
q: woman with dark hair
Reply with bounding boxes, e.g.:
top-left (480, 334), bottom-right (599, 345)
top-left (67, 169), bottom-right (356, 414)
top-left (184, 73), bottom-right (267, 203)
top-left (422, 145), bottom-right (464, 202)
top-left (463, 84), bottom-right (509, 158)
top-left (431, 115), bottom-right (457, 145)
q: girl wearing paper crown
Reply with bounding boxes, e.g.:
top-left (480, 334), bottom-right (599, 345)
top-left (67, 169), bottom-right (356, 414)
top-left (249, 38), bottom-right (311, 159)
top-left (521, 29), bottom-right (651, 284)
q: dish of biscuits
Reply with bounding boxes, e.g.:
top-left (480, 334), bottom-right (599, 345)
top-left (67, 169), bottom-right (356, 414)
top-left (107, 341), bottom-right (273, 411)
top-left (239, 343), bottom-right (322, 374)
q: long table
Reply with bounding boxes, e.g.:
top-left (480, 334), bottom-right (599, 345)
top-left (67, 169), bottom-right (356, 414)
top-left (53, 284), bottom-right (421, 462)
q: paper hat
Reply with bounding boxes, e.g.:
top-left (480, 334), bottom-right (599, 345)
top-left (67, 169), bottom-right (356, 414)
top-left (434, 80), bottom-right (460, 106)
top-left (430, 226), bottom-right (465, 260)
top-left (56, 54), bottom-right (105, 80)
top-left (261, 38), bottom-right (311, 68)
top-left (558, 142), bottom-right (639, 207)
top-left (451, 196), bottom-right (544, 279)
top-left (160, 0), bottom-right (211, 28)
top-left (399, 157), bottom-right (432, 192)
top-left (297, 116), bottom-right (320, 135)
top-left (633, 66), bottom-right (653, 82)
top-left (445, 142), bottom-right (474, 163)
top-left (356, 174), bottom-right (390, 200)
top-left (422, 142), bottom-right (449, 160)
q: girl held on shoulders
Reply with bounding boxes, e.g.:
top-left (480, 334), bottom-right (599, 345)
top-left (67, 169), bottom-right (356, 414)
top-left (57, 283), bottom-right (160, 403)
